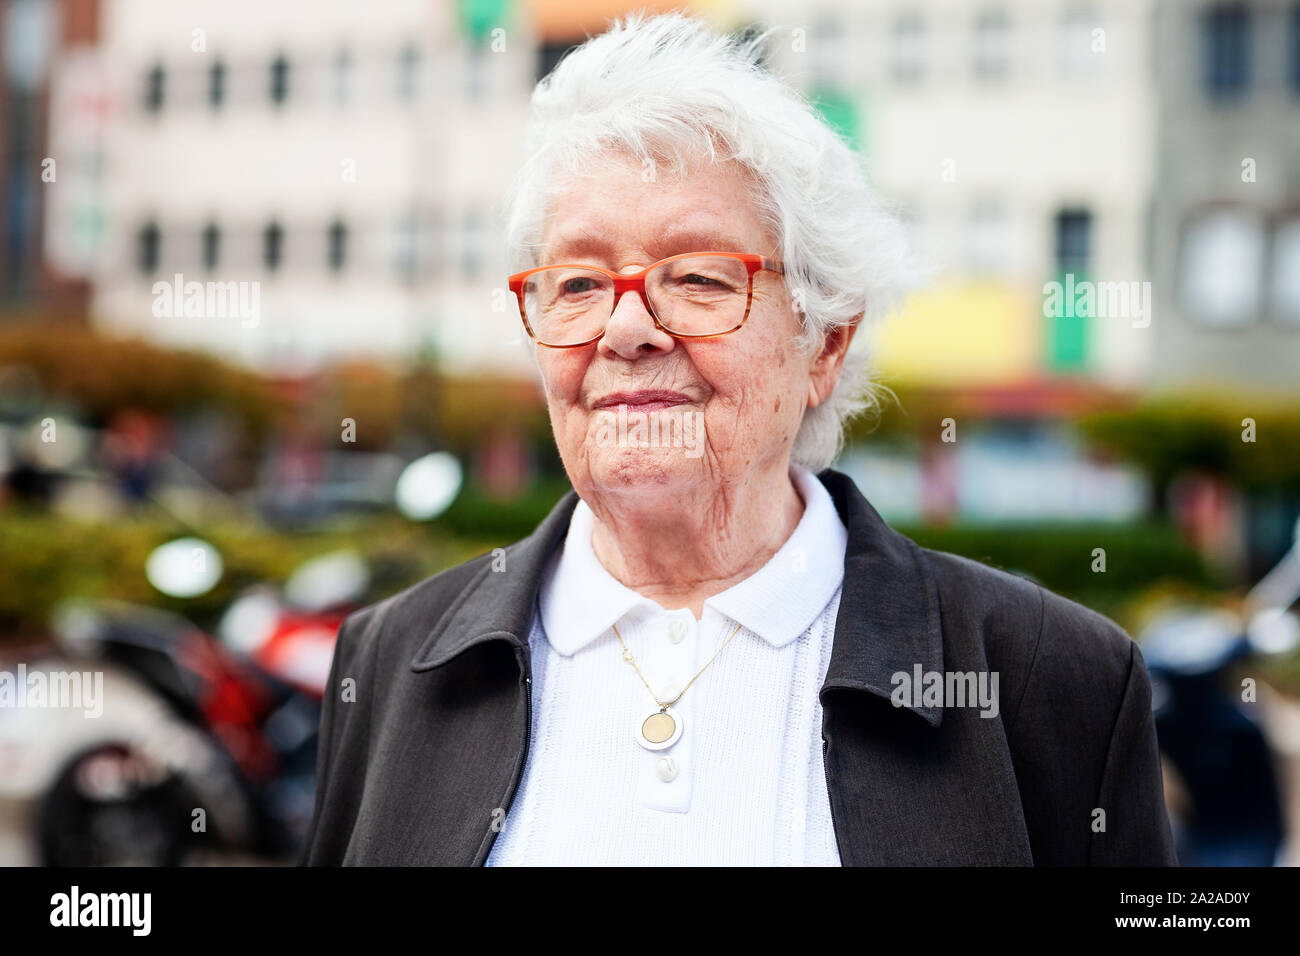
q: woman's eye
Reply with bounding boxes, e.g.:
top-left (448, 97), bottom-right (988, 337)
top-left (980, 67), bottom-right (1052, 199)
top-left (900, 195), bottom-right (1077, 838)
top-left (561, 278), bottom-right (596, 294)
top-left (681, 274), bottom-right (719, 286)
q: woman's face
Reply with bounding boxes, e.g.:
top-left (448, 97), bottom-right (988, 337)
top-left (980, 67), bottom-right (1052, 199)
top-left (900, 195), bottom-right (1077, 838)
top-left (534, 153), bottom-right (847, 506)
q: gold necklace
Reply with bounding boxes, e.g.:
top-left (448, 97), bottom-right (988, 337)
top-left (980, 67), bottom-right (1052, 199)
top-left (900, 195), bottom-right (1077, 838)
top-left (612, 620), bottom-right (743, 751)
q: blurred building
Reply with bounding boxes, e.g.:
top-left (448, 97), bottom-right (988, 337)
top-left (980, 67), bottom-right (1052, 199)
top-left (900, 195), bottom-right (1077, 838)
top-left (32, 0), bottom-right (1300, 392)
top-left (755, 0), bottom-right (1158, 390)
top-left (1149, 0), bottom-right (1300, 392)
top-left (749, 0), bottom-right (1160, 522)
top-left (0, 0), bottom-right (94, 312)
top-left (41, 0), bottom-right (545, 372)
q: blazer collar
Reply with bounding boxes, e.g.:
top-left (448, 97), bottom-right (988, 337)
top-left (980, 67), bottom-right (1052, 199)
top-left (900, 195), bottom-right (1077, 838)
top-left (409, 467), bottom-right (945, 726)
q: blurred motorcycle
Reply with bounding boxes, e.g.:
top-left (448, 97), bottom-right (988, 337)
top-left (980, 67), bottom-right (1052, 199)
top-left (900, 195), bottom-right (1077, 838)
top-left (24, 450), bottom-right (461, 865)
top-left (37, 550), bottom-right (365, 866)
top-left (1141, 516), bottom-right (1300, 867)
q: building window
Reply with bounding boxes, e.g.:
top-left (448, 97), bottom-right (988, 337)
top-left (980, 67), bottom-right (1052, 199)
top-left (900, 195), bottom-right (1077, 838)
top-left (890, 14), bottom-right (926, 84)
top-left (144, 63), bottom-right (165, 112)
top-left (461, 209), bottom-right (484, 280)
top-left (1202, 3), bottom-right (1251, 100)
top-left (967, 201), bottom-right (1010, 276)
top-left (426, 210), bottom-right (444, 279)
top-left (332, 48), bottom-right (353, 106)
top-left (1059, 5), bottom-right (1100, 76)
top-left (208, 59), bottom-right (226, 110)
top-left (1054, 208), bottom-right (1092, 275)
top-left (327, 219), bottom-right (348, 272)
top-left (810, 18), bottom-right (845, 89)
top-left (537, 39), bottom-right (582, 83)
top-left (1048, 208), bottom-right (1092, 371)
top-left (973, 10), bottom-right (1012, 80)
top-left (1270, 215), bottom-right (1300, 325)
top-left (398, 44), bottom-right (422, 101)
top-left (201, 222), bottom-right (220, 271)
top-left (263, 221), bottom-right (284, 271)
top-left (269, 53), bottom-right (290, 106)
top-left (895, 199), bottom-right (921, 240)
top-left (138, 222), bottom-right (161, 273)
top-left (732, 22), bottom-right (770, 70)
top-left (394, 209), bottom-right (420, 283)
top-left (1178, 206), bottom-right (1264, 327)
top-left (1290, 4), bottom-right (1300, 93)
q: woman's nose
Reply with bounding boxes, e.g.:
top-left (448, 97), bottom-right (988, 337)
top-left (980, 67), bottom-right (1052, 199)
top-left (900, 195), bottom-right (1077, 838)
top-left (597, 287), bottom-right (676, 360)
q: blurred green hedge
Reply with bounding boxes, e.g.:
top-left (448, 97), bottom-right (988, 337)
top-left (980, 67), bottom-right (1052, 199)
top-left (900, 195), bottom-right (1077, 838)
top-left (435, 475), bottom-right (575, 539)
top-left (1078, 393), bottom-right (1300, 491)
top-left (0, 508), bottom-right (488, 639)
top-left (896, 521), bottom-right (1216, 626)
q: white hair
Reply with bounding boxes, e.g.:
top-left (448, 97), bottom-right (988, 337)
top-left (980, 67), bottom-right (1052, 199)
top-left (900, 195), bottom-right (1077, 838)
top-left (502, 11), bottom-right (918, 471)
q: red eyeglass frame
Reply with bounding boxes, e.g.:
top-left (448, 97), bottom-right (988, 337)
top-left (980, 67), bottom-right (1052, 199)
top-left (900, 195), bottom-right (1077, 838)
top-left (507, 251), bottom-right (784, 348)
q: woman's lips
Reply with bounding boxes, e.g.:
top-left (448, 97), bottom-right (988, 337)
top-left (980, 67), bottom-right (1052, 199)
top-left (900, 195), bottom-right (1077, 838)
top-left (593, 390), bottom-right (691, 412)
top-left (613, 401), bottom-right (680, 412)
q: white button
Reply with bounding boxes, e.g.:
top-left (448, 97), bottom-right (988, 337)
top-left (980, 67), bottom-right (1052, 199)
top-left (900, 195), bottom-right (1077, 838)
top-left (656, 756), bottom-right (679, 782)
top-left (668, 619), bottom-right (687, 643)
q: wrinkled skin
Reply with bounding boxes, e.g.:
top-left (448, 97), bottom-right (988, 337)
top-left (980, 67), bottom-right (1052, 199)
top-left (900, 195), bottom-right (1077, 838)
top-left (534, 151), bottom-right (858, 617)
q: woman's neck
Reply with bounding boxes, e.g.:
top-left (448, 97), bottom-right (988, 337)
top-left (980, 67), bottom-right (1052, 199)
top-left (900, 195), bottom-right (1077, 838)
top-left (586, 463), bottom-right (805, 619)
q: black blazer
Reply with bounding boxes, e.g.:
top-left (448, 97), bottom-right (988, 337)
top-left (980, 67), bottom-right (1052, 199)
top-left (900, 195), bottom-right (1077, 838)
top-left (301, 468), bottom-right (1177, 865)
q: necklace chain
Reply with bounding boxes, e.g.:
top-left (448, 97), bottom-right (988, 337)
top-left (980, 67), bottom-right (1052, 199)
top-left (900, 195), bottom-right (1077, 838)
top-left (612, 620), bottom-right (743, 711)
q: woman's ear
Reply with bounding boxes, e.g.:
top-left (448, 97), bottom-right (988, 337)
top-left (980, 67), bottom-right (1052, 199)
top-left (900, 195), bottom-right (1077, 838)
top-left (806, 315), bottom-right (862, 408)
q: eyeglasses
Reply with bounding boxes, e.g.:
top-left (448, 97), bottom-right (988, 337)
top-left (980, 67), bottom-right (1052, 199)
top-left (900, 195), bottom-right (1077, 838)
top-left (508, 252), bottom-right (784, 348)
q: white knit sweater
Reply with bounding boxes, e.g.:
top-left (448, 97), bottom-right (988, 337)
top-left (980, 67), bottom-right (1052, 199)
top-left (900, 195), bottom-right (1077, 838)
top-left (485, 465), bottom-right (845, 866)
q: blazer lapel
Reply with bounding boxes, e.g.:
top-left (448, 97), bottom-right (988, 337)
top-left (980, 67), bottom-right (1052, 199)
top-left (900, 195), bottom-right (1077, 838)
top-left (411, 488), bottom-right (580, 672)
top-left (816, 470), bottom-right (1034, 865)
top-left (392, 488), bottom-right (580, 866)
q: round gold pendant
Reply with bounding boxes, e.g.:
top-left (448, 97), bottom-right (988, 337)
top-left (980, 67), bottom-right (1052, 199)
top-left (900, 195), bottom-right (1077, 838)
top-left (637, 706), bottom-right (683, 751)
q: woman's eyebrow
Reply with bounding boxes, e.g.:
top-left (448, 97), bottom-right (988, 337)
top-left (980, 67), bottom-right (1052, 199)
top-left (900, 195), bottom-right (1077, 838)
top-left (647, 230), bottom-right (745, 257)
top-left (545, 228), bottom-right (747, 264)
top-left (546, 229), bottom-right (610, 261)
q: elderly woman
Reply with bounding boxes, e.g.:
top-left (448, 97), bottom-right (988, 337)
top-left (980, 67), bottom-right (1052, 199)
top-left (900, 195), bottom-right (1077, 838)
top-left (302, 13), bottom-right (1175, 866)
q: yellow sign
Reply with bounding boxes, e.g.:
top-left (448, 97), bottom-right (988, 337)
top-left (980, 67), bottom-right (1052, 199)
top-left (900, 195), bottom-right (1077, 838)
top-left (869, 281), bottom-right (1040, 386)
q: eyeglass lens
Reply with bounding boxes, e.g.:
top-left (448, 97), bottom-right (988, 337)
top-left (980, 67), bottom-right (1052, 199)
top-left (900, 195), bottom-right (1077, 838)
top-left (522, 255), bottom-right (751, 345)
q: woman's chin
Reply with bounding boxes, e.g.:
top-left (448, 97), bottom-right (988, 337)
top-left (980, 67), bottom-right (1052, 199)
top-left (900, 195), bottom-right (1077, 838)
top-left (586, 446), bottom-right (705, 493)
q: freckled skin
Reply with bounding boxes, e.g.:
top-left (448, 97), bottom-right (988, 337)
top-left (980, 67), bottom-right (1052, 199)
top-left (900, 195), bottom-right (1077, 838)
top-left (533, 151), bottom-right (859, 616)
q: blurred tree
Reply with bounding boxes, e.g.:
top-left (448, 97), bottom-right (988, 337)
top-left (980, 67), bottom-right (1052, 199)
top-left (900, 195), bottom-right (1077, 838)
top-left (0, 321), bottom-right (279, 436)
top-left (1079, 395), bottom-right (1300, 494)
